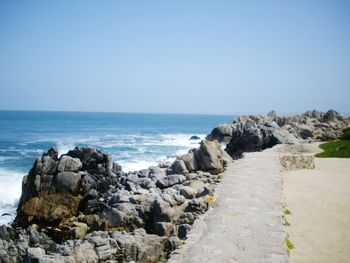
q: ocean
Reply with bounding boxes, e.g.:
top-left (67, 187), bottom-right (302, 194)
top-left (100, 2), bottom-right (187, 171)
top-left (0, 110), bottom-right (233, 224)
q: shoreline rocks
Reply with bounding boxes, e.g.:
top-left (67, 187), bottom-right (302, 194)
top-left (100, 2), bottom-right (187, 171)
top-left (2, 139), bottom-right (232, 262)
top-left (207, 109), bottom-right (350, 158)
top-left (1, 109), bottom-right (349, 262)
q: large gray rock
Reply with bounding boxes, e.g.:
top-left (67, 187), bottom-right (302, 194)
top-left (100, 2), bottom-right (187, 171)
top-left (70, 241), bottom-right (98, 262)
top-left (194, 140), bottom-right (232, 174)
top-left (156, 174), bottom-right (186, 189)
top-left (41, 156), bottom-right (58, 174)
top-left (180, 151), bottom-right (198, 172)
top-left (153, 195), bottom-right (186, 223)
top-left (58, 156), bottom-right (82, 172)
top-left (206, 124), bottom-right (234, 143)
top-left (177, 186), bottom-right (197, 199)
top-left (66, 147), bottom-right (106, 170)
top-left (109, 229), bottom-right (171, 262)
top-left (168, 139), bottom-right (232, 175)
top-left (56, 172), bottom-right (81, 194)
top-left (170, 160), bottom-right (188, 174)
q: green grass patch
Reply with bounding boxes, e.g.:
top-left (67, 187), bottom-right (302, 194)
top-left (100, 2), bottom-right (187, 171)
top-left (283, 221), bottom-right (290, 226)
top-left (284, 209), bottom-right (292, 215)
top-left (286, 238), bottom-right (294, 250)
top-left (315, 140), bottom-right (350, 158)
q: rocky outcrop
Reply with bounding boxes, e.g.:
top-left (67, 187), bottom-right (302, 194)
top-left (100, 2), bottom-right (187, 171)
top-left (3, 139), bottom-right (231, 262)
top-left (15, 147), bottom-right (120, 228)
top-left (0, 225), bottom-right (175, 263)
top-left (207, 110), bottom-right (350, 158)
top-left (169, 140), bottom-right (233, 175)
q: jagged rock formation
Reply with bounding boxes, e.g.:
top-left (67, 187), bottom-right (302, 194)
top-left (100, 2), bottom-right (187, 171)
top-left (15, 147), bottom-right (121, 228)
top-left (169, 140), bottom-right (232, 175)
top-left (207, 110), bottom-right (350, 158)
top-left (3, 109), bottom-right (347, 262)
top-left (1, 140), bottom-right (232, 262)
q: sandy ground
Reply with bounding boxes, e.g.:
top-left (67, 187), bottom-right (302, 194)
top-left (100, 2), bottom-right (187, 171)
top-left (283, 148), bottom-right (350, 263)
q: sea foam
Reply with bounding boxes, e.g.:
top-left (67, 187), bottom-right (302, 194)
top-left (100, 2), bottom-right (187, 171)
top-left (0, 169), bottom-right (24, 225)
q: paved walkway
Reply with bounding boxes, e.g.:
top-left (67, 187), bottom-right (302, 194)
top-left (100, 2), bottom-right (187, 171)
top-left (169, 147), bottom-right (289, 263)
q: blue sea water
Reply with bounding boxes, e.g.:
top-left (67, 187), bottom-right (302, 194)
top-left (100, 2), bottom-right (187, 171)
top-left (0, 110), bottom-right (233, 224)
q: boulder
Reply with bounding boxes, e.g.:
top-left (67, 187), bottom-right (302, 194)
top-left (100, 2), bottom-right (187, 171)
top-left (170, 160), bottom-right (188, 174)
top-left (57, 156), bottom-right (82, 172)
top-left (41, 156), bottom-right (58, 174)
top-left (109, 229), bottom-right (171, 262)
top-left (56, 172), bottom-right (81, 194)
top-left (180, 151), bottom-right (197, 172)
top-left (152, 194), bottom-right (186, 223)
top-left (194, 140), bottom-right (232, 174)
top-left (72, 241), bottom-right (98, 263)
top-left (177, 186), bottom-right (196, 199)
top-left (66, 147), bottom-right (106, 170)
top-left (206, 124), bottom-right (234, 144)
top-left (156, 174), bottom-right (186, 189)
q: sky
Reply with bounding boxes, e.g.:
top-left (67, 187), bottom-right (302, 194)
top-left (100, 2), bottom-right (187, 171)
top-left (0, 0), bottom-right (349, 115)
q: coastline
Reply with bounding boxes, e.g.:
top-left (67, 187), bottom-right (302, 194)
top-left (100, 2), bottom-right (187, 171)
top-left (0, 109), bottom-right (349, 262)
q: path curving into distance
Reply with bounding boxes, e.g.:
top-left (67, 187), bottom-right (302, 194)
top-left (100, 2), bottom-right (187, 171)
top-left (169, 146), bottom-right (289, 263)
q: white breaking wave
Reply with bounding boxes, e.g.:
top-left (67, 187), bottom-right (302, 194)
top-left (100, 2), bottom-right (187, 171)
top-left (143, 133), bottom-right (205, 147)
top-left (0, 132), bottom-right (206, 224)
top-left (0, 169), bottom-right (24, 225)
top-left (0, 156), bottom-right (19, 161)
top-left (119, 160), bottom-right (159, 173)
top-left (56, 142), bottom-right (75, 157)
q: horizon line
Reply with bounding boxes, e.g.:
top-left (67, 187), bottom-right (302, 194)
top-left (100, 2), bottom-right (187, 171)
top-left (0, 108), bottom-right (236, 117)
top-left (0, 108), bottom-right (348, 117)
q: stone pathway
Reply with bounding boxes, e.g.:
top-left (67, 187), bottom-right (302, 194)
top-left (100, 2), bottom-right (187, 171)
top-left (168, 147), bottom-right (289, 263)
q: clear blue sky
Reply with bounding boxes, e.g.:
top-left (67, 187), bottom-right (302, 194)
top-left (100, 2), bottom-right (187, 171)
top-left (0, 0), bottom-right (349, 115)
